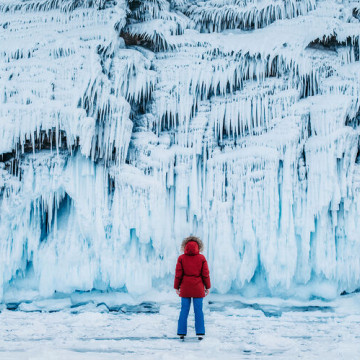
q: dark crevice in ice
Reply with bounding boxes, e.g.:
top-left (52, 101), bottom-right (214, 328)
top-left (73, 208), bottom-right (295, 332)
top-left (340, 287), bottom-right (360, 296)
top-left (207, 300), bottom-right (334, 318)
top-left (3, 299), bottom-right (335, 316)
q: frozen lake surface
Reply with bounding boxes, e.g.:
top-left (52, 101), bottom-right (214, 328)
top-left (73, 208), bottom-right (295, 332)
top-left (1, 293), bottom-right (360, 359)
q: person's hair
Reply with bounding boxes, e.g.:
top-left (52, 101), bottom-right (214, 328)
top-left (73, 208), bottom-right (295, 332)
top-left (180, 236), bottom-right (204, 253)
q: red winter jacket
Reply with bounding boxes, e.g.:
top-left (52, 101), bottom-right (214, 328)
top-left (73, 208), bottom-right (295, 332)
top-left (174, 240), bottom-right (211, 298)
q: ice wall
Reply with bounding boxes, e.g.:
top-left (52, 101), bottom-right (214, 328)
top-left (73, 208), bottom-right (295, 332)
top-left (1, 0), bottom-right (360, 301)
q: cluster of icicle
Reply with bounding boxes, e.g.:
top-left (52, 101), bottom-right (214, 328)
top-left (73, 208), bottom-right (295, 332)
top-left (1, 0), bottom-right (360, 301)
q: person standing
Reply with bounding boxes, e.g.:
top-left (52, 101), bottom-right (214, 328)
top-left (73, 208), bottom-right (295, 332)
top-left (174, 236), bottom-right (211, 340)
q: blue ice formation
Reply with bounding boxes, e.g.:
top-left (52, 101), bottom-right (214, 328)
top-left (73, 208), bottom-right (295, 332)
top-left (1, 0), bottom-right (360, 301)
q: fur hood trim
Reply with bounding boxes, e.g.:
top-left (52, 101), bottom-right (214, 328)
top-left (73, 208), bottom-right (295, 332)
top-left (180, 236), bottom-right (204, 253)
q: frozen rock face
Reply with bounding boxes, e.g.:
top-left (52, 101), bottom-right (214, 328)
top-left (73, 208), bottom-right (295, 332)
top-left (1, 0), bottom-right (360, 300)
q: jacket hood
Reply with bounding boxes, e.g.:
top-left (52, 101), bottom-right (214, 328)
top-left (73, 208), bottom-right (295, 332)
top-left (181, 236), bottom-right (204, 253)
top-left (184, 241), bottom-right (199, 255)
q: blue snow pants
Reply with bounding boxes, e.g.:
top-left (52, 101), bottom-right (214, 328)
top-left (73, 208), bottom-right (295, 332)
top-left (177, 297), bottom-right (205, 335)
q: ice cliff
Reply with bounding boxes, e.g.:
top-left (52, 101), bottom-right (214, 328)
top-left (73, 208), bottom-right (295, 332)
top-left (1, 0), bottom-right (360, 301)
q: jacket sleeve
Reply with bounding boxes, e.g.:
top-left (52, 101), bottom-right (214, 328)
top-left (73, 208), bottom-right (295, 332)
top-left (174, 256), bottom-right (184, 289)
top-left (201, 257), bottom-right (211, 289)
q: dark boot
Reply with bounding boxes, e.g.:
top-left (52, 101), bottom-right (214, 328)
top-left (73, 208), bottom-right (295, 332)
top-left (179, 335), bottom-right (185, 340)
top-left (197, 334), bottom-right (204, 340)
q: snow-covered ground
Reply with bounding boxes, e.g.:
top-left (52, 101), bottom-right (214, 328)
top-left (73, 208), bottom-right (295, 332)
top-left (1, 293), bottom-right (360, 360)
